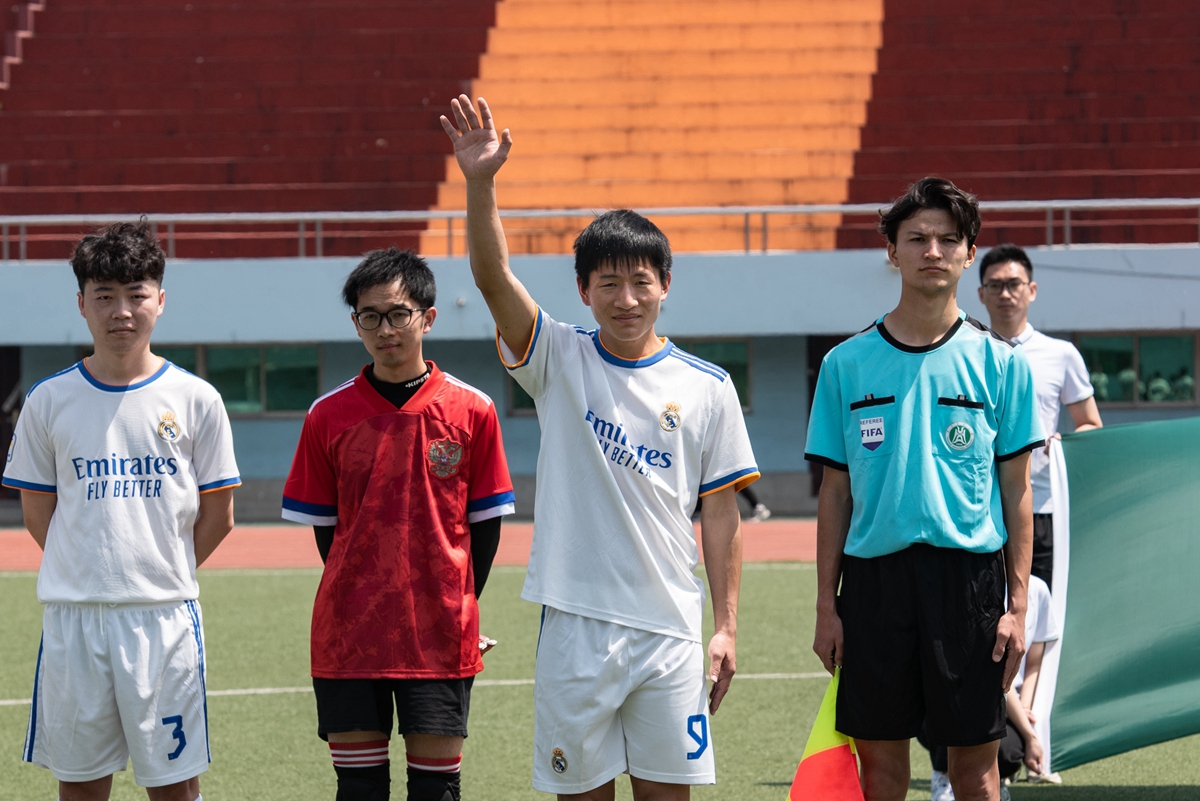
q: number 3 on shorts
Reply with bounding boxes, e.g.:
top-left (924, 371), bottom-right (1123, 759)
top-left (686, 714), bottom-right (708, 760)
top-left (162, 715), bottom-right (187, 760)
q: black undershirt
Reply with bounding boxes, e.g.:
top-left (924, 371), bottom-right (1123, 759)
top-left (312, 364), bottom-right (503, 598)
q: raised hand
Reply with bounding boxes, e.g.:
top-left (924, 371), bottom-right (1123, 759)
top-left (440, 95), bottom-right (513, 181)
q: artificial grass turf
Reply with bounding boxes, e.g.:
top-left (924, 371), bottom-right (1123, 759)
top-left (0, 564), bottom-right (1197, 799)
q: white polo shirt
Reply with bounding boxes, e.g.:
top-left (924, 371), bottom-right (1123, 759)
top-left (1014, 325), bottom-right (1094, 513)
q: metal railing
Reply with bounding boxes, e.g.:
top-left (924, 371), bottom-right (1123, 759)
top-left (1, 198), bottom-right (1198, 261)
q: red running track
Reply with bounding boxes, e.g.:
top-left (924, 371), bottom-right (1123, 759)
top-left (0, 519), bottom-right (816, 572)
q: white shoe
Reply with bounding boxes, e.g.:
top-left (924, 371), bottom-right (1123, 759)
top-left (930, 769), bottom-right (955, 801)
top-left (749, 503), bottom-right (771, 522)
top-left (1028, 770), bottom-right (1063, 784)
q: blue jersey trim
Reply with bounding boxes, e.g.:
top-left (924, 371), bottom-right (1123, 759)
top-left (501, 311), bottom-right (545, 370)
top-left (25, 363), bottom-right (81, 399)
top-left (185, 601), bottom-right (211, 763)
top-left (78, 358), bottom-right (171, 392)
top-left (467, 491), bottom-right (517, 513)
top-left (699, 466), bottom-right (760, 495)
top-left (592, 332), bottom-right (674, 368)
top-left (23, 634), bottom-right (43, 762)
top-left (282, 496), bottom-right (338, 517)
top-left (1, 477), bottom-right (56, 494)
top-left (198, 476), bottom-right (241, 493)
top-left (668, 349), bottom-right (728, 381)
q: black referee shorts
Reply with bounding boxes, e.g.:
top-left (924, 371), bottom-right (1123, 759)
top-left (837, 544), bottom-right (1007, 746)
top-left (313, 677), bottom-right (474, 741)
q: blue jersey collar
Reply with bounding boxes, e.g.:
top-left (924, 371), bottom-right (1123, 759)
top-left (78, 358), bottom-right (171, 392)
top-left (592, 331), bottom-right (674, 367)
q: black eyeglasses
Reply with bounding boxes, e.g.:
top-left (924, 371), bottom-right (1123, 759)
top-left (983, 279), bottom-right (1029, 296)
top-left (353, 307), bottom-right (428, 331)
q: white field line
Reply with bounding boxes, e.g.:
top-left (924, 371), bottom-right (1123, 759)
top-left (0, 672), bottom-right (829, 706)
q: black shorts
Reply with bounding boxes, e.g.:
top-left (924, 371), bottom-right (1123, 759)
top-left (1031, 513), bottom-right (1054, 591)
top-left (837, 544), bottom-right (1007, 746)
top-left (313, 677), bottom-right (474, 741)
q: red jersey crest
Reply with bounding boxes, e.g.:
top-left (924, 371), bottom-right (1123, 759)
top-left (427, 438), bottom-right (464, 478)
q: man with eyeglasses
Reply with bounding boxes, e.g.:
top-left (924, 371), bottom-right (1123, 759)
top-left (977, 243), bottom-right (1102, 591)
top-left (281, 248), bottom-right (515, 801)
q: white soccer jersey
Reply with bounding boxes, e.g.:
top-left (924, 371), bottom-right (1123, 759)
top-left (1014, 325), bottom-right (1094, 513)
top-left (502, 309), bottom-right (759, 643)
top-left (2, 360), bottom-right (241, 604)
top-left (1015, 574), bottom-right (1061, 694)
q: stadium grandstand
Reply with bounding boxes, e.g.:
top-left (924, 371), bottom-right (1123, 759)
top-left (2, 0), bottom-right (1198, 520)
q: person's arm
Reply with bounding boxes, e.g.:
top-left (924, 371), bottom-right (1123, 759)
top-left (193, 488), bottom-right (235, 566)
top-left (700, 485), bottom-right (742, 714)
top-left (996, 453), bottom-right (1032, 690)
top-left (20, 491), bottom-right (57, 550)
top-left (1067, 396), bottom-right (1102, 433)
top-left (813, 467), bottom-right (852, 675)
top-left (469, 515), bottom-right (502, 598)
top-left (1019, 640), bottom-right (1047, 711)
top-left (1006, 686), bottom-right (1046, 773)
top-left (314, 525), bottom-right (334, 563)
top-left (440, 95), bottom-right (538, 356)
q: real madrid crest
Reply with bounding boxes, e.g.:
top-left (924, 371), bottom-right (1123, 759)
top-left (157, 411), bottom-right (181, 442)
top-left (427, 438), bottom-right (464, 479)
top-left (659, 401), bottom-right (681, 432)
top-left (551, 747), bottom-right (568, 774)
top-left (945, 421), bottom-right (975, 451)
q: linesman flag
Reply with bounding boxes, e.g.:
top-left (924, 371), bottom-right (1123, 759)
top-left (788, 668), bottom-right (864, 801)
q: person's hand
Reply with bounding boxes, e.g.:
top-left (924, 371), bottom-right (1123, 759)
top-left (1025, 706), bottom-right (1038, 725)
top-left (813, 607), bottom-right (844, 676)
top-left (440, 95), bottom-right (513, 182)
top-left (1044, 431), bottom-right (1062, 454)
top-left (994, 609), bottom-right (1026, 691)
top-left (1024, 732), bottom-right (1046, 774)
top-left (706, 630), bottom-right (736, 714)
top-left (478, 634), bottom-right (497, 655)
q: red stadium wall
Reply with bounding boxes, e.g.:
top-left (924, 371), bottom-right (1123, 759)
top-left (0, 0), bottom-right (498, 257)
top-left (836, 0), bottom-right (1200, 249)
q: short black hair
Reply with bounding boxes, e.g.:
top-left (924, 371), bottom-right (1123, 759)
top-left (878, 177), bottom-right (982, 249)
top-left (341, 248), bottom-right (436, 310)
top-left (978, 243), bottom-right (1033, 284)
top-left (70, 219), bottom-right (165, 291)
top-left (573, 210), bottom-right (672, 285)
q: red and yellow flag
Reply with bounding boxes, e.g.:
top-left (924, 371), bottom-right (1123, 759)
top-left (788, 669), bottom-right (864, 801)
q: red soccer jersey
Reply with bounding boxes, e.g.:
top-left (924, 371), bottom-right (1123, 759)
top-left (282, 362), bottom-right (515, 679)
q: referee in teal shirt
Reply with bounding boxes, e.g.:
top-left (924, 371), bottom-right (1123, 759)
top-left (806, 178), bottom-right (1044, 801)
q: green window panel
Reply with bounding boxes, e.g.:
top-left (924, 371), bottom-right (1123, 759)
top-left (208, 346), bottom-right (263, 414)
top-left (1078, 336), bottom-right (1135, 403)
top-left (1139, 335), bottom-right (1194, 403)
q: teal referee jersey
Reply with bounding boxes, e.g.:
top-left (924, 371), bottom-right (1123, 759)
top-left (805, 312), bottom-right (1044, 559)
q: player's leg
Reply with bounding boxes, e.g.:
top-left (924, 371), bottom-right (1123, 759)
top-left (315, 679), bottom-right (395, 800)
top-left (916, 546), bottom-right (1007, 801)
top-left (144, 776), bottom-right (201, 801)
top-left (395, 678), bottom-right (473, 801)
top-left (854, 740), bottom-right (911, 801)
top-left (59, 776), bottom-right (114, 801)
top-left (835, 549), bottom-right (924, 800)
top-left (945, 741), bottom-right (1001, 801)
top-left (556, 781), bottom-right (616, 801)
top-left (621, 628), bottom-right (713, 800)
top-left (531, 609), bottom-right (631, 796)
top-left (35, 605), bottom-right (130, 796)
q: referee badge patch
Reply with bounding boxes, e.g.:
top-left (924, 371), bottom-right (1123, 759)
top-left (860, 416), bottom-right (885, 451)
top-left (427, 438), bottom-right (464, 478)
top-left (945, 421), bottom-right (975, 451)
top-left (157, 412), bottom-right (181, 442)
top-left (551, 747), bottom-right (568, 774)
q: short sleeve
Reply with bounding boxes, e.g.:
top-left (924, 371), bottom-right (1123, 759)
top-left (697, 377), bottom-right (759, 497)
top-left (466, 401), bottom-right (516, 523)
top-left (1060, 343), bottom-right (1095, 406)
top-left (281, 410), bottom-right (337, 525)
top-left (1, 396), bottom-right (58, 494)
top-left (804, 355), bottom-right (849, 471)
top-left (995, 348), bottom-right (1045, 461)
top-left (497, 307), bottom-right (575, 400)
top-left (193, 394), bottom-right (241, 495)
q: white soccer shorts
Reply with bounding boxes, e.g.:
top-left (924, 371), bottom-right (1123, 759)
top-left (24, 600), bottom-right (211, 786)
top-left (531, 607), bottom-right (716, 794)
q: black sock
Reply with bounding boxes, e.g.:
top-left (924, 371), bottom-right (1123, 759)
top-left (405, 767), bottom-right (460, 801)
top-left (334, 762), bottom-right (390, 801)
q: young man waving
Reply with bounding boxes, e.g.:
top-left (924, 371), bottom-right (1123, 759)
top-left (441, 96), bottom-right (757, 800)
top-left (806, 179), bottom-right (1044, 801)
